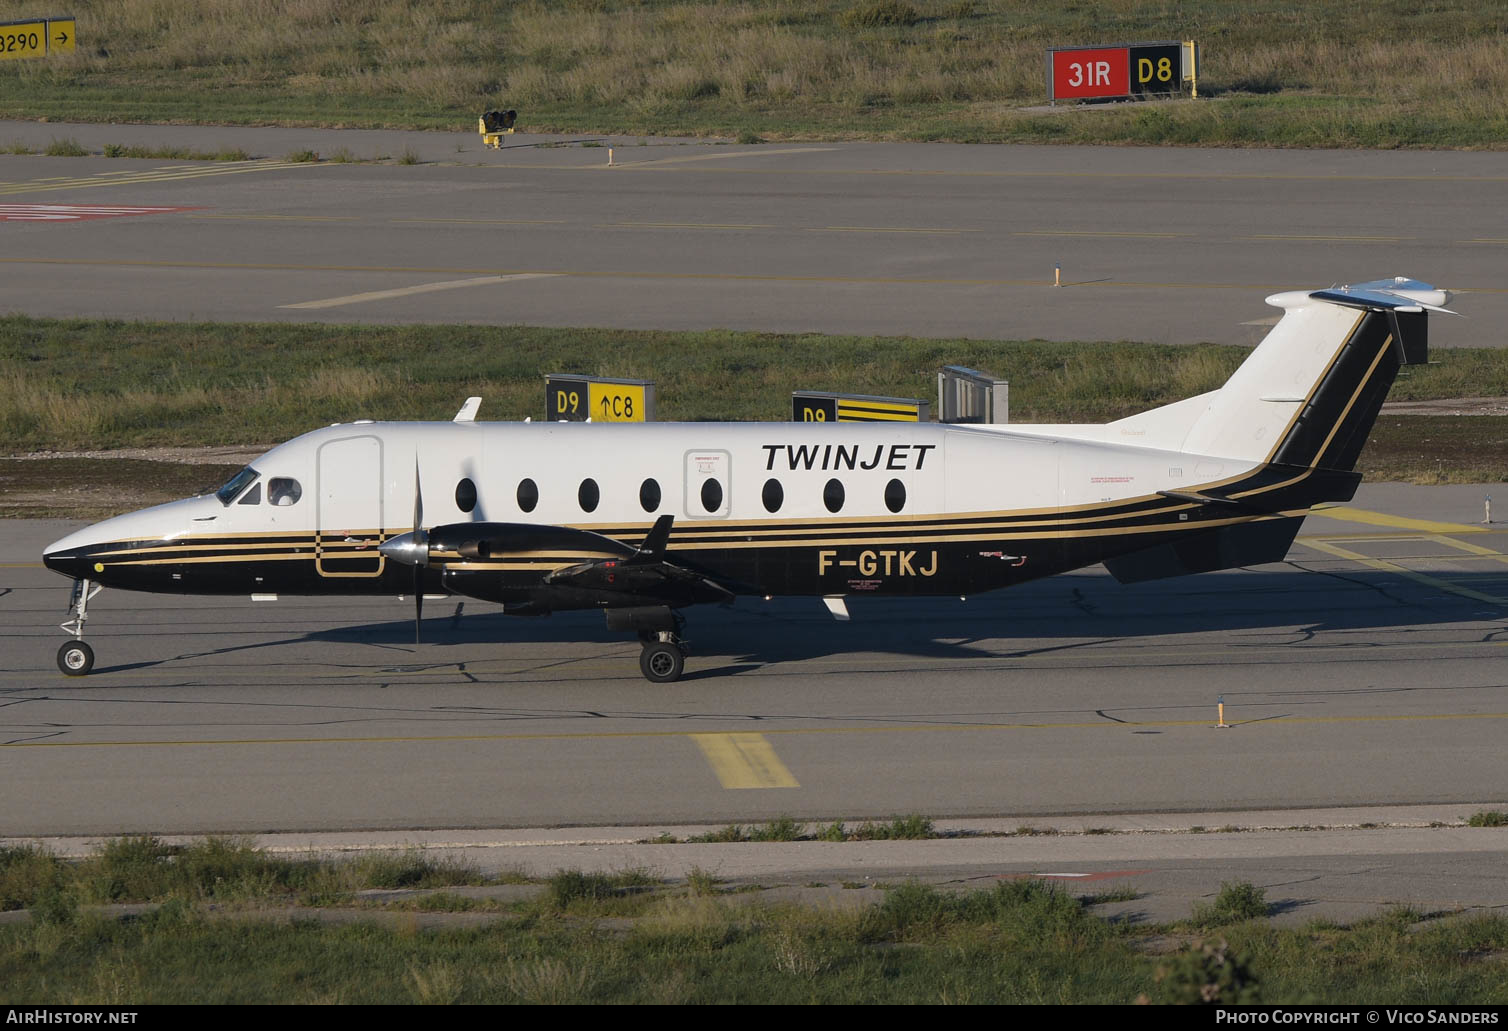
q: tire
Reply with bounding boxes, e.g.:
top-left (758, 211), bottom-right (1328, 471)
top-left (639, 641), bottom-right (684, 683)
top-left (57, 640), bottom-right (94, 677)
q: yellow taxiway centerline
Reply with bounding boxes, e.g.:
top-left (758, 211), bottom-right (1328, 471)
top-left (5, 711), bottom-right (1506, 751)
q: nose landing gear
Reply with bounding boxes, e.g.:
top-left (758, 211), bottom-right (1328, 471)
top-left (57, 578), bottom-right (101, 676)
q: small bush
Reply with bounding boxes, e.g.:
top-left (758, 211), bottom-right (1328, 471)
top-left (1467, 810), bottom-right (1507, 827)
top-left (689, 824), bottom-right (747, 843)
top-left (1154, 938), bottom-right (1262, 1004)
top-left (397, 146), bottom-right (421, 165)
top-left (44, 137), bottom-right (87, 157)
top-left (685, 866), bottom-right (719, 896)
top-left (1192, 880), bottom-right (1270, 927)
top-left (285, 149), bottom-right (319, 162)
top-left (547, 869), bottom-right (618, 908)
top-left (749, 817), bottom-right (803, 842)
top-left (735, 129), bottom-right (764, 144)
top-left (817, 821), bottom-right (846, 842)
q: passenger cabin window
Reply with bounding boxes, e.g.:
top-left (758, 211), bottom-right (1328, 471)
top-left (237, 483), bottom-right (262, 506)
top-left (640, 478), bottom-right (661, 512)
top-left (517, 478), bottom-right (539, 513)
top-left (884, 478), bottom-right (906, 513)
top-left (268, 478), bottom-right (302, 506)
top-left (700, 478), bottom-right (723, 514)
top-left (578, 478), bottom-right (600, 513)
top-left (455, 477), bottom-right (477, 514)
top-left (762, 478), bottom-right (783, 513)
top-left (215, 466), bottom-right (259, 506)
top-left (823, 478), bottom-right (845, 513)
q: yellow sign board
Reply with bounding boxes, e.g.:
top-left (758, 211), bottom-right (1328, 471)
top-left (0, 21), bottom-right (46, 61)
top-left (588, 381), bottom-right (646, 422)
top-left (47, 17), bottom-right (74, 54)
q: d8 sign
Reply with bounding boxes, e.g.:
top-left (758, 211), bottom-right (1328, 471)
top-left (1049, 42), bottom-right (1183, 101)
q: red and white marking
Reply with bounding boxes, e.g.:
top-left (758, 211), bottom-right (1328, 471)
top-left (0, 204), bottom-right (197, 222)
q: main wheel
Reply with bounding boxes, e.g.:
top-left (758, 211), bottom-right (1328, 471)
top-left (639, 641), bottom-right (685, 683)
top-left (57, 640), bottom-right (94, 677)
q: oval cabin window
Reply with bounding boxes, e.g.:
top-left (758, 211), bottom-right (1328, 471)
top-left (823, 478), bottom-right (845, 513)
top-left (884, 478), bottom-right (906, 513)
top-left (516, 478), bottom-right (539, 513)
top-left (762, 478), bottom-right (783, 513)
top-left (578, 478), bottom-right (600, 513)
top-left (701, 478), bottom-right (723, 513)
top-left (455, 477), bottom-right (477, 514)
top-left (640, 478), bottom-right (661, 512)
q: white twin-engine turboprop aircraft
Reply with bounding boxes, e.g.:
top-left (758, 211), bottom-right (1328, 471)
top-left (43, 278), bottom-right (1455, 682)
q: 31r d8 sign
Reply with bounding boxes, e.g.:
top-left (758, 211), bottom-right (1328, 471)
top-left (1047, 41), bottom-right (1186, 101)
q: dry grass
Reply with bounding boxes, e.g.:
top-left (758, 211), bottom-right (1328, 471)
top-left (1, 1), bottom-right (1505, 145)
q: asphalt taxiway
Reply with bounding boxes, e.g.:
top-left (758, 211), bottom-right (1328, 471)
top-left (3, 121), bottom-right (1506, 346)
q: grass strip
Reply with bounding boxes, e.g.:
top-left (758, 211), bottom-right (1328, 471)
top-left (4, 835), bottom-right (1507, 1004)
top-left (1, 1), bottom-right (1506, 148)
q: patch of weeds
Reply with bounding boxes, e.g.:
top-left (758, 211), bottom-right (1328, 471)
top-left (0, 844), bottom-right (67, 911)
top-left (840, 1), bottom-right (919, 29)
top-left (580, 141), bottom-right (602, 148)
top-left (1216, 825), bottom-right (1247, 834)
top-left (736, 129), bottom-right (765, 144)
top-left (1086, 883), bottom-right (1140, 904)
top-left (413, 892), bottom-right (477, 912)
top-left (1013, 825), bottom-right (1060, 837)
top-left (44, 137), bottom-right (87, 157)
top-left (349, 849), bottom-right (480, 890)
top-left (285, 149), bottom-right (319, 163)
top-left (545, 867), bottom-right (656, 910)
top-left (1083, 827), bottom-right (1117, 835)
top-left (329, 146), bottom-right (358, 163)
top-left (1152, 938), bottom-right (1262, 1004)
top-left (1191, 880), bottom-right (1270, 928)
top-left (749, 816), bottom-right (803, 842)
top-left (685, 866), bottom-right (720, 896)
top-left (30, 883), bottom-right (79, 926)
top-left (397, 146), bottom-right (421, 164)
top-left (1189, 826), bottom-right (1207, 834)
top-left (841, 881), bottom-right (868, 890)
top-left (851, 815), bottom-right (935, 841)
top-left (817, 821), bottom-right (846, 842)
top-left (688, 824), bottom-right (747, 843)
top-left (1467, 810), bottom-right (1507, 827)
top-left (4, 139), bottom-right (34, 154)
top-left (647, 833), bottom-right (678, 844)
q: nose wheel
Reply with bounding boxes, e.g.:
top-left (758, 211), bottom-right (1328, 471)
top-left (639, 640), bottom-right (686, 683)
top-left (57, 640), bottom-right (95, 676)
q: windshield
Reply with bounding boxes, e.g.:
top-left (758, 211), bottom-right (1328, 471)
top-left (214, 466), bottom-right (260, 506)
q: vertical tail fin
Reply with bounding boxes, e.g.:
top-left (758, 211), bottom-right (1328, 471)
top-left (1180, 278), bottom-right (1450, 471)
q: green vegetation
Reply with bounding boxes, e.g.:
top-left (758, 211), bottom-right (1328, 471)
top-left (4, 839), bottom-right (1508, 1004)
top-left (3, 315), bottom-right (1505, 518)
top-left (683, 815), bottom-right (934, 843)
top-left (1467, 810), bottom-right (1507, 827)
top-left (1, 1), bottom-right (1506, 147)
top-left (1190, 879), bottom-right (1270, 928)
top-left (100, 143), bottom-right (252, 161)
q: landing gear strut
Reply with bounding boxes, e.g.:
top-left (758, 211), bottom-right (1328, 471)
top-left (635, 615), bottom-right (689, 684)
top-left (57, 578), bottom-right (101, 676)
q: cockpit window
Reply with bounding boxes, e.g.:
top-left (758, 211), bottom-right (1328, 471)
top-left (215, 466), bottom-right (260, 506)
top-left (237, 483), bottom-right (262, 506)
top-left (268, 478), bottom-right (303, 507)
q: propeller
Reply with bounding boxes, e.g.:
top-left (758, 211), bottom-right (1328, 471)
top-left (378, 459), bottom-right (430, 644)
top-left (410, 459), bottom-right (426, 644)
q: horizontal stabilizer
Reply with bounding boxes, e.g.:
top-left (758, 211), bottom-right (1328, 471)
top-left (1104, 516), bottom-right (1304, 584)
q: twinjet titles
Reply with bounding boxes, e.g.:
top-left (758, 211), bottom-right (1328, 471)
top-left (761, 443), bottom-right (937, 473)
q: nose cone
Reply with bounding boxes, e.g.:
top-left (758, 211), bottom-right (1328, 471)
top-left (378, 531), bottom-right (428, 567)
top-left (42, 539), bottom-right (92, 580)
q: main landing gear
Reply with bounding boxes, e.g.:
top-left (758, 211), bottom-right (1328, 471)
top-left (636, 617), bottom-right (689, 684)
top-left (57, 578), bottom-right (102, 676)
